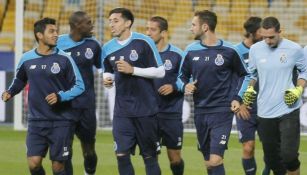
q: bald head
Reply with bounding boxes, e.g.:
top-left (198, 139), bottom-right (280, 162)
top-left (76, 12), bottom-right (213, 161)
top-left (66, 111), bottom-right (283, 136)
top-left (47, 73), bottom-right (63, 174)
top-left (69, 11), bottom-right (94, 39)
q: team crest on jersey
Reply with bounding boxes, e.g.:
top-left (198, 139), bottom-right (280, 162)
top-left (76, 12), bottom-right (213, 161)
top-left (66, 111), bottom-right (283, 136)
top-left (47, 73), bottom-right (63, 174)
top-left (215, 54), bottom-right (224, 66)
top-left (164, 59), bottom-right (172, 70)
top-left (129, 50), bottom-right (138, 61)
top-left (85, 48), bottom-right (94, 59)
top-left (280, 53), bottom-right (287, 63)
top-left (51, 62), bottom-right (60, 74)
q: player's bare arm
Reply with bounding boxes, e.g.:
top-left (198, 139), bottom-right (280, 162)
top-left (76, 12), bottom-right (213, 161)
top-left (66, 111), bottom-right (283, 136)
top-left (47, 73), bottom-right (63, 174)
top-left (115, 59), bottom-right (134, 74)
top-left (45, 93), bottom-right (58, 105)
top-left (158, 84), bottom-right (174, 96)
top-left (1, 91), bottom-right (11, 102)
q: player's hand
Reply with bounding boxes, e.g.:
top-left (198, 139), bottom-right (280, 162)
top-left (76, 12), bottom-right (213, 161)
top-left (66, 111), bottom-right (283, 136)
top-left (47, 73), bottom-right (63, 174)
top-left (284, 86), bottom-right (303, 106)
top-left (185, 80), bottom-right (197, 95)
top-left (231, 100), bottom-right (240, 113)
top-left (1, 91), bottom-right (11, 102)
top-left (103, 77), bottom-right (114, 88)
top-left (158, 84), bottom-right (174, 96)
top-left (45, 93), bottom-right (58, 105)
top-left (236, 104), bottom-right (251, 120)
top-left (242, 86), bottom-right (257, 106)
top-left (115, 60), bottom-right (134, 74)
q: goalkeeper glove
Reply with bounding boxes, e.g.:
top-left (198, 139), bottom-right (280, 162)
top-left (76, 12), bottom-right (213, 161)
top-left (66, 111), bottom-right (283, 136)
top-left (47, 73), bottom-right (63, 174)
top-left (243, 86), bottom-right (257, 106)
top-left (284, 86), bottom-right (303, 106)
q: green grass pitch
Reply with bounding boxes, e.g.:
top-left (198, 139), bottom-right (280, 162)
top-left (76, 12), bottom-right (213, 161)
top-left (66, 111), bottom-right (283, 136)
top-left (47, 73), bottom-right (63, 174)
top-left (0, 126), bottom-right (306, 175)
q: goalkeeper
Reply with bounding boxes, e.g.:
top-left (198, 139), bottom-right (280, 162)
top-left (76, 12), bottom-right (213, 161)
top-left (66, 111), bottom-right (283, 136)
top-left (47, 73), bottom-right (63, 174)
top-left (243, 16), bottom-right (307, 175)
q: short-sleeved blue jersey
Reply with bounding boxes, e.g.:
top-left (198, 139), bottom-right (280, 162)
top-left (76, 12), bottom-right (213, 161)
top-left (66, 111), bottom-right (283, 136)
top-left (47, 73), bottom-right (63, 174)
top-left (8, 48), bottom-right (84, 123)
top-left (177, 40), bottom-right (249, 114)
top-left (155, 44), bottom-right (184, 119)
top-left (102, 32), bottom-right (163, 117)
top-left (57, 34), bottom-right (102, 109)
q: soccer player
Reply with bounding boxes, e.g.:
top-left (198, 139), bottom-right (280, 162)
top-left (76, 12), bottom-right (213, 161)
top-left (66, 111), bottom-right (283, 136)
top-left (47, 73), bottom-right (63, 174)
top-left (146, 16), bottom-right (184, 175)
top-left (243, 16), bottom-right (307, 175)
top-left (177, 10), bottom-right (250, 175)
top-left (235, 16), bottom-right (264, 175)
top-left (57, 11), bottom-right (101, 175)
top-left (102, 8), bottom-right (165, 175)
top-left (1, 18), bottom-right (84, 175)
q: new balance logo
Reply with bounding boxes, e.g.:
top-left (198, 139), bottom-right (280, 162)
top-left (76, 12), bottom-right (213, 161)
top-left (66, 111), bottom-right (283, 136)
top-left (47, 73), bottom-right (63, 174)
top-left (62, 151), bottom-right (69, 157)
top-left (29, 65), bottom-right (36, 69)
top-left (219, 140), bottom-right (226, 145)
top-left (192, 57), bottom-right (199, 61)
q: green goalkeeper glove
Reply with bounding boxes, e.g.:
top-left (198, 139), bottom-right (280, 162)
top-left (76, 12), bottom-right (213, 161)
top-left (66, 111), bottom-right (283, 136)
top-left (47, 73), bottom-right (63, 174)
top-left (284, 86), bottom-right (303, 106)
top-left (243, 86), bottom-right (257, 106)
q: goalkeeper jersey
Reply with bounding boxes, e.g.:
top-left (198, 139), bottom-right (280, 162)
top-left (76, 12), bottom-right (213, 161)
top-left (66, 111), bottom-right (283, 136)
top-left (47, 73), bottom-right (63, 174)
top-left (154, 44), bottom-right (184, 119)
top-left (57, 34), bottom-right (102, 109)
top-left (7, 48), bottom-right (84, 124)
top-left (249, 39), bottom-right (307, 118)
top-left (177, 39), bottom-right (250, 114)
top-left (102, 32), bottom-right (163, 117)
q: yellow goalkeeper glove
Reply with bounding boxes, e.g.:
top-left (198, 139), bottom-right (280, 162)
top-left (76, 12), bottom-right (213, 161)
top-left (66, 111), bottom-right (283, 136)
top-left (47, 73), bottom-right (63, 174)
top-left (284, 86), bottom-right (303, 106)
top-left (243, 86), bottom-right (257, 106)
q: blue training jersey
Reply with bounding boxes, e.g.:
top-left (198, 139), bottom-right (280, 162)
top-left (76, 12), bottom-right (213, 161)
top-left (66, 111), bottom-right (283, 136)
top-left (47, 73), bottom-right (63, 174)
top-left (102, 32), bottom-right (163, 117)
top-left (155, 44), bottom-right (184, 119)
top-left (7, 48), bottom-right (84, 124)
top-left (177, 40), bottom-right (250, 114)
top-left (235, 42), bottom-right (257, 113)
top-left (249, 39), bottom-right (307, 118)
top-left (57, 34), bottom-right (102, 109)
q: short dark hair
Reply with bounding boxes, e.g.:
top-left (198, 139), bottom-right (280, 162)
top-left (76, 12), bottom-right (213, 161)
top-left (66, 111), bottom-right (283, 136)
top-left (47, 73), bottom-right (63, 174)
top-left (194, 10), bottom-right (217, 32)
top-left (109, 8), bottom-right (134, 28)
top-left (261, 16), bottom-right (280, 32)
top-left (34, 17), bottom-right (56, 42)
top-left (149, 16), bottom-right (168, 32)
top-left (69, 11), bottom-right (87, 28)
top-left (244, 16), bottom-right (262, 37)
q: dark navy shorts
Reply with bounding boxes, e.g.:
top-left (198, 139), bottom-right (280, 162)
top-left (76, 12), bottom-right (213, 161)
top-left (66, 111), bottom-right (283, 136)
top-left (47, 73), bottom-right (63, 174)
top-left (157, 117), bottom-right (183, 150)
top-left (26, 124), bottom-right (75, 161)
top-left (194, 112), bottom-right (233, 160)
top-left (112, 115), bottom-right (160, 157)
top-left (236, 112), bottom-right (257, 143)
top-left (75, 108), bottom-right (97, 144)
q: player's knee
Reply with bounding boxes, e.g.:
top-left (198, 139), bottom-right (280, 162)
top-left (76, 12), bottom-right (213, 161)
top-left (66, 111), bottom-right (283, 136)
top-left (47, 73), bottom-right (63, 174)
top-left (206, 156), bottom-right (223, 167)
top-left (51, 161), bottom-right (65, 172)
top-left (81, 142), bottom-right (96, 156)
top-left (168, 150), bottom-right (182, 164)
top-left (282, 156), bottom-right (300, 172)
top-left (242, 142), bottom-right (255, 157)
top-left (280, 150), bottom-right (299, 169)
top-left (28, 157), bottom-right (43, 171)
